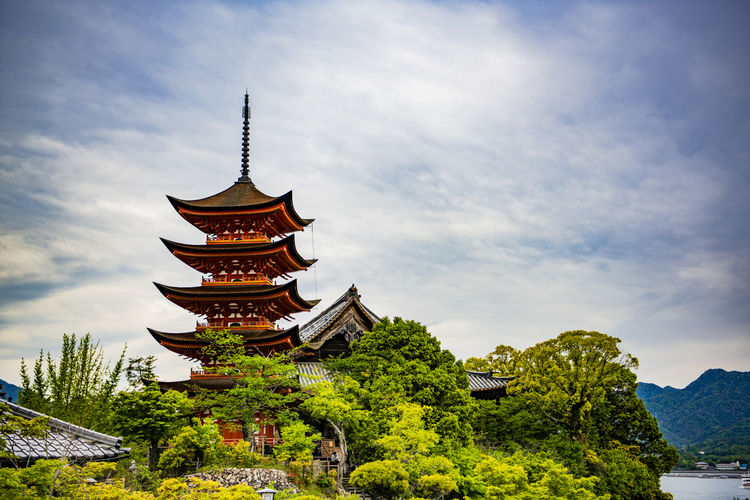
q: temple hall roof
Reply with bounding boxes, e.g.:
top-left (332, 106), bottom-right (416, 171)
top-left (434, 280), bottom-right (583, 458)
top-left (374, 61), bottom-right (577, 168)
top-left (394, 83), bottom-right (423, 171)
top-left (299, 285), bottom-right (380, 343)
top-left (0, 399), bottom-right (129, 466)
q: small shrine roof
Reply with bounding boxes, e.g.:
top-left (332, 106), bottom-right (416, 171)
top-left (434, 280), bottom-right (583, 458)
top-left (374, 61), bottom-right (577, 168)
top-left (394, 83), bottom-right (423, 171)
top-left (465, 371), bottom-right (514, 393)
top-left (0, 399), bottom-right (129, 466)
top-left (294, 364), bottom-right (512, 394)
top-left (299, 285), bottom-right (380, 342)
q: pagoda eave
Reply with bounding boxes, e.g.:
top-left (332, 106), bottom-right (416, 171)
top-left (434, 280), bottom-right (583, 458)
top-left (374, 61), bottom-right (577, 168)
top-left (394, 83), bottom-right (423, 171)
top-left (147, 326), bottom-right (304, 361)
top-left (160, 235), bottom-right (316, 277)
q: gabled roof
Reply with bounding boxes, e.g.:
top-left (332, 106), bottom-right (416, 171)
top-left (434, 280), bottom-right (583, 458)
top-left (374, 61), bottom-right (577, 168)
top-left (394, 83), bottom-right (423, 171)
top-left (0, 399), bottom-right (129, 466)
top-left (299, 285), bottom-right (380, 343)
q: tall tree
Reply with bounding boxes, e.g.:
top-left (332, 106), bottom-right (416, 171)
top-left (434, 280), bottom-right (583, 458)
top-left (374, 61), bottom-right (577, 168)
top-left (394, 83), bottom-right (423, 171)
top-left (328, 317), bottom-right (476, 464)
top-left (300, 376), bottom-right (368, 492)
top-left (194, 330), bottom-right (303, 445)
top-left (125, 355), bottom-right (157, 390)
top-left (18, 333), bottom-right (125, 431)
top-left (110, 383), bottom-right (193, 469)
top-left (510, 330), bottom-right (637, 444)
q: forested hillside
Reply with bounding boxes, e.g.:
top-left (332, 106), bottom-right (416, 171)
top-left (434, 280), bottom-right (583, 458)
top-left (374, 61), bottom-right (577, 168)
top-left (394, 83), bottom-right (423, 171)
top-left (0, 379), bottom-right (20, 403)
top-left (637, 369), bottom-right (750, 448)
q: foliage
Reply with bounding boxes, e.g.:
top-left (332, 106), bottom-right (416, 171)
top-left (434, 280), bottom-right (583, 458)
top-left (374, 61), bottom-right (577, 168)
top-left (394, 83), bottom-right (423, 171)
top-left (126, 355), bottom-right (158, 390)
top-left (110, 383), bottom-right (194, 468)
top-left (589, 368), bottom-right (678, 477)
top-left (328, 317), bottom-right (476, 463)
top-left (349, 459), bottom-right (409, 499)
top-left (472, 332), bottom-right (678, 499)
top-left (274, 420), bottom-right (321, 484)
top-left (508, 330), bottom-right (638, 444)
top-left (465, 344), bottom-right (519, 376)
top-left (195, 330), bottom-right (303, 442)
top-left (157, 419), bottom-right (224, 475)
top-left (19, 333), bottom-right (126, 431)
top-left (473, 451), bottom-right (608, 500)
top-left (300, 377), bottom-right (366, 490)
top-left (591, 446), bottom-right (664, 500)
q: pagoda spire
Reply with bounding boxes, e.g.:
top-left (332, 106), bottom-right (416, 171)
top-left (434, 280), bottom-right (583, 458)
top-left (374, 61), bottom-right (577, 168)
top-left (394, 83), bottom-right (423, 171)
top-left (238, 92), bottom-right (251, 183)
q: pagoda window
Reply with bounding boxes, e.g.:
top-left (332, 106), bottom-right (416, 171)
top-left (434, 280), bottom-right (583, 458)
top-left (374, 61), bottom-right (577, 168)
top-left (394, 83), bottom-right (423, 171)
top-left (229, 322), bottom-right (241, 327)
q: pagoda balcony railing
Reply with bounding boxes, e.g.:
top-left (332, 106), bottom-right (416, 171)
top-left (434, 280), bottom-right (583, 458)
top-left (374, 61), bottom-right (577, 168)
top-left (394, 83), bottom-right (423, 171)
top-left (196, 319), bottom-right (275, 330)
top-left (202, 275), bottom-right (272, 286)
top-left (206, 233), bottom-right (271, 244)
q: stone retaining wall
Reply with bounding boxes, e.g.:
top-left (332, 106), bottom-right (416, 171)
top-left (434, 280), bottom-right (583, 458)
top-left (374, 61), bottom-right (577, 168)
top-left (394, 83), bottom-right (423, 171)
top-left (188, 467), bottom-right (299, 492)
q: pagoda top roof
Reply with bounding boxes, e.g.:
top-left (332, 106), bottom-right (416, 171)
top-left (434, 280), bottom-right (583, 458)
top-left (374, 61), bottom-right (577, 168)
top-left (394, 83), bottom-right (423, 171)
top-left (0, 399), bottom-right (129, 465)
top-left (168, 180), bottom-right (277, 209)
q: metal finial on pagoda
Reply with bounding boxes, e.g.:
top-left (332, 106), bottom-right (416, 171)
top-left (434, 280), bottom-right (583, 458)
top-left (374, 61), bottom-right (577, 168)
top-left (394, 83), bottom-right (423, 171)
top-left (238, 92), bottom-right (251, 182)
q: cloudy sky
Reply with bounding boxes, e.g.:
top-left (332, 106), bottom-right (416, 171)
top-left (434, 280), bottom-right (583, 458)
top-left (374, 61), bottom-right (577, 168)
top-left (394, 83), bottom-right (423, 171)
top-left (1, 0), bottom-right (748, 389)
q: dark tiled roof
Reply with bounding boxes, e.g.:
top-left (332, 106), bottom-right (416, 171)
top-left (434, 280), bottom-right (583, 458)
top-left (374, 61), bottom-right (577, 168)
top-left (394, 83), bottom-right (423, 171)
top-left (466, 371), bottom-right (514, 392)
top-left (296, 362), bottom-right (333, 387)
top-left (295, 363), bottom-right (512, 393)
top-left (299, 286), bottom-right (380, 342)
top-left (1, 399), bottom-right (129, 465)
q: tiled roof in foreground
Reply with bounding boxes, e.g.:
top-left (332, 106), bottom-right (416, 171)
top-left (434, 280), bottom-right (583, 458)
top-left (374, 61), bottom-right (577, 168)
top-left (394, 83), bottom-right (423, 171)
top-left (295, 363), bottom-right (512, 393)
top-left (1, 399), bottom-right (130, 466)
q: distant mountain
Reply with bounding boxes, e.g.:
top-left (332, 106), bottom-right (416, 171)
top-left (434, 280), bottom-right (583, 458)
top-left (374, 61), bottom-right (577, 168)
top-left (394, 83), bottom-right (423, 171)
top-left (637, 369), bottom-right (750, 448)
top-left (0, 378), bottom-right (20, 403)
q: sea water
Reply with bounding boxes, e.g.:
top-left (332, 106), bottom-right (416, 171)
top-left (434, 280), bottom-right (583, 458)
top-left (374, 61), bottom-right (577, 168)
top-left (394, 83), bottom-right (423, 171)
top-left (660, 475), bottom-right (749, 500)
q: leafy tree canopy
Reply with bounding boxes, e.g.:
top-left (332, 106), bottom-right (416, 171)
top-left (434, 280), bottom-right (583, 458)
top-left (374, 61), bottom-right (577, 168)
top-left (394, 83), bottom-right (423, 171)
top-left (328, 317), bottom-right (476, 461)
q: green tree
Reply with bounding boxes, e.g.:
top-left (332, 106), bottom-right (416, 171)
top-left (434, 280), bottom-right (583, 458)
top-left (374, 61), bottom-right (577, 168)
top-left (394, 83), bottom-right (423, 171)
top-left (590, 368), bottom-right (679, 478)
top-left (110, 383), bottom-right (193, 468)
top-left (474, 452), bottom-right (607, 500)
top-left (329, 317), bottom-right (476, 463)
top-left (18, 333), bottom-right (126, 431)
top-left (194, 330), bottom-right (303, 445)
top-left (465, 344), bottom-right (519, 375)
top-left (300, 376), bottom-right (367, 491)
top-left (349, 460), bottom-right (409, 499)
top-left (510, 330), bottom-right (637, 444)
top-left (125, 355), bottom-right (157, 390)
top-left (273, 420), bottom-right (321, 484)
top-left (158, 419), bottom-right (224, 475)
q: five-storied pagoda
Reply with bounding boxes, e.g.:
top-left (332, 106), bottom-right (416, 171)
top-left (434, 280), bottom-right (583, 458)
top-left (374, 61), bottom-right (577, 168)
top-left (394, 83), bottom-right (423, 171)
top-left (148, 95), bottom-right (320, 442)
top-left (149, 94), bottom-right (319, 361)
